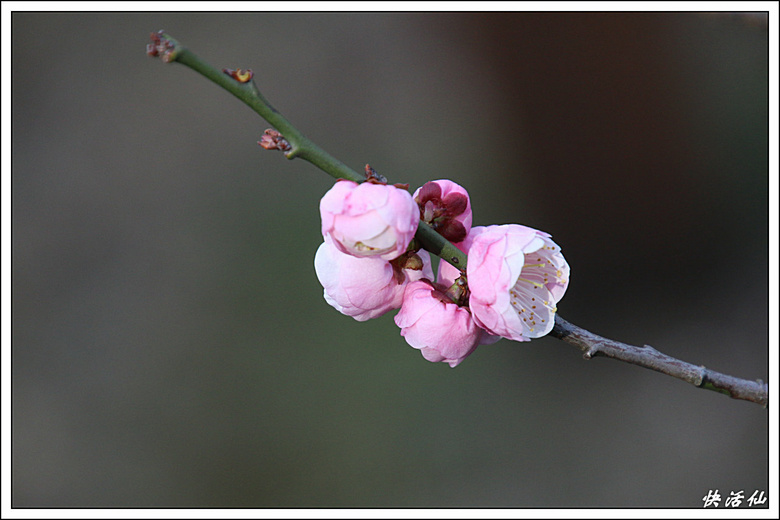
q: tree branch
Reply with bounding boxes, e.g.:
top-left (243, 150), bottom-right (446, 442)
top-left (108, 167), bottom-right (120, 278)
top-left (550, 315), bottom-right (768, 406)
top-left (147, 31), bottom-right (469, 270)
top-left (148, 31), bottom-right (767, 407)
top-left (149, 32), bottom-right (365, 184)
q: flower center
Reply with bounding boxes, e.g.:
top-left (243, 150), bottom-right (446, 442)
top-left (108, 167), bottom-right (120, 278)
top-left (508, 248), bottom-right (567, 333)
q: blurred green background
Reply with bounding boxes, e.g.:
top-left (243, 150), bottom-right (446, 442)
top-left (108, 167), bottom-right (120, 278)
top-left (12, 12), bottom-right (768, 507)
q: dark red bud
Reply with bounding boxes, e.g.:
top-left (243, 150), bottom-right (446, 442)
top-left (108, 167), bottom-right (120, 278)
top-left (438, 220), bottom-right (467, 243)
top-left (442, 192), bottom-right (468, 217)
top-left (415, 181), bottom-right (442, 205)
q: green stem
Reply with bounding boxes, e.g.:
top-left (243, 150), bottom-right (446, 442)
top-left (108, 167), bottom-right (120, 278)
top-left (165, 33), bottom-right (363, 184)
top-left (157, 32), bottom-right (466, 269)
top-left (415, 221), bottom-right (467, 270)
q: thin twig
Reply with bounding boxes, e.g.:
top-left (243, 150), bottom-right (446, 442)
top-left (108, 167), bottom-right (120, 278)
top-left (550, 315), bottom-right (768, 406)
top-left (148, 31), bottom-right (469, 269)
top-left (148, 31), bottom-right (768, 407)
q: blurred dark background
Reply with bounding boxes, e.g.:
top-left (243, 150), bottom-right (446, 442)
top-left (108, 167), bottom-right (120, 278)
top-left (12, 12), bottom-right (768, 507)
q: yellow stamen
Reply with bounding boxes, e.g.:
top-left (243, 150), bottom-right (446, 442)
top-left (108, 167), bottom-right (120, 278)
top-left (517, 277), bottom-right (544, 288)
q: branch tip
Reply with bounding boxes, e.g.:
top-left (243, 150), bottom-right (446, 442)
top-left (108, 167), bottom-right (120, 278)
top-left (147, 30), bottom-right (180, 63)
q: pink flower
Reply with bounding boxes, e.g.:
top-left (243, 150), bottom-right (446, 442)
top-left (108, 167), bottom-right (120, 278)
top-left (394, 280), bottom-right (486, 367)
top-left (465, 224), bottom-right (569, 341)
top-left (314, 238), bottom-right (433, 322)
top-left (413, 179), bottom-right (472, 244)
top-left (320, 180), bottom-right (419, 261)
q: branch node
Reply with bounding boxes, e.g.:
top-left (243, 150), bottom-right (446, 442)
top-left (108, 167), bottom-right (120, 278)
top-left (693, 365), bottom-right (707, 387)
top-left (258, 129), bottom-right (291, 153)
top-left (641, 343), bottom-right (661, 354)
top-left (223, 67), bottom-right (255, 83)
top-left (364, 164), bottom-right (387, 183)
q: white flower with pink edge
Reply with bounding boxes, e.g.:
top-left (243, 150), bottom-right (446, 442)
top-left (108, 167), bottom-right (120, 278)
top-left (465, 225), bottom-right (570, 341)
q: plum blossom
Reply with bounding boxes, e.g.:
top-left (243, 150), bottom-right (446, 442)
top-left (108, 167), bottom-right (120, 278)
top-left (394, 280), bottom-right (485, 367)
top-left (320, 180), bottom-right (419, 261)
top-left (314, 238), bottom-right (433, 322)
top-left (465, 225), bottom-right (570, 341)
top-left (316, 175), bottom-right (570, 362)
top-left (432, 232), bottom-right (503, 348)
top-left (413, 179), bottom-right (472, 244)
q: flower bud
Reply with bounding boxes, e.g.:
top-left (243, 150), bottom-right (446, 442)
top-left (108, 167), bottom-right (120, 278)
top-left (413, 179), bottom-right (473, 244)
top-left (320, 180), bottom-right (420, 261)
top-left (314, 239), bottom-right (433, 322)
top-left (394, 280), bottom-right (485, 367)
